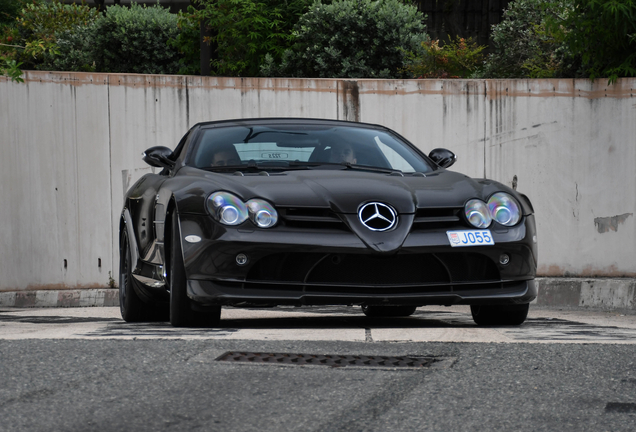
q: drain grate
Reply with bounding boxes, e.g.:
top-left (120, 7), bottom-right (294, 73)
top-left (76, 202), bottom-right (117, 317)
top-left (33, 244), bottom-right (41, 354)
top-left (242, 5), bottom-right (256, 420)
top-left (216, 352), bottom-right (443, 368)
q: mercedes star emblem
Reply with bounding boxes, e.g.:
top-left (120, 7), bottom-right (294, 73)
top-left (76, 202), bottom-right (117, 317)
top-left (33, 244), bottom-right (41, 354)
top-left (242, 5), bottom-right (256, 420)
top-left (358, 202), bottom-right (398, 232)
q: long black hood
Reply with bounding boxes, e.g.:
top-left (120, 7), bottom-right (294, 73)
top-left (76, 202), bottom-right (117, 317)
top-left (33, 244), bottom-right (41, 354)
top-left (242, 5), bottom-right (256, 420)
top-left (172, 167), bottom-right (532, 216)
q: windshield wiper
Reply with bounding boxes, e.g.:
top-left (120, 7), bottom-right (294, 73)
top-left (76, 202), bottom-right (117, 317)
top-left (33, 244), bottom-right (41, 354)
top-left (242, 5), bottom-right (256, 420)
top-left (340, 162), bottom-right (402, 175)
top-left (286, 161), bottom-right (401, 174)
top-left (203, 160), bottom-right (311, 173)
top-left (203, 161), bottom-right (401, 174)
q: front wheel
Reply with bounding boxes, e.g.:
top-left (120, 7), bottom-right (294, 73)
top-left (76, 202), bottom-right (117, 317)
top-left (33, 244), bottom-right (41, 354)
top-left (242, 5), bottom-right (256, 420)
top-left (169, 213), bottom-right (221, 327)
top-left (362, 305), bottom-right (417, 317)
top-left (470, 303), bottom-right (529, 326)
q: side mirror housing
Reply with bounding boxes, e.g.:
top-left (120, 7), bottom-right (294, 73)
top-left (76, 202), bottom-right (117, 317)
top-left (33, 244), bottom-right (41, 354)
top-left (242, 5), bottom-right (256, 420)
top-left (428, 148), bottom-right (457, 168)
top-left (143, 146), bottom-right (175, 169)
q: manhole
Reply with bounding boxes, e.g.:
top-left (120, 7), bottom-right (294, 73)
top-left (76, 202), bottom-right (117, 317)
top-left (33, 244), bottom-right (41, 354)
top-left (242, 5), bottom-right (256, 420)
top-left (216, 352), bottom-right (452, 369)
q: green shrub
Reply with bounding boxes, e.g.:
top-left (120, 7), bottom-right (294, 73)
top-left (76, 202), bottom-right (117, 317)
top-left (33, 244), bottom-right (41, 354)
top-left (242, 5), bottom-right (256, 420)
top-left (183, 0), bottom-right (313, 77)
top-left (402, 36), bottom-right (486, 78)
top-left (261, 0), bottom-right (429, 78)
top-left (90, 3), bottom-right (182, 74)
top-left (42, 24), bottom-right (96, 72)
top-left (14, 0), bottom-right (97, 41)
top-left (476, 0), bottom-right (577, 79)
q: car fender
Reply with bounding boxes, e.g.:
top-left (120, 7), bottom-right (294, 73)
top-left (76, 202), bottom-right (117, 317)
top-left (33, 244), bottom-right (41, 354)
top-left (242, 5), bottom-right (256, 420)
top-left (121, 208), bottom-right (140, 273)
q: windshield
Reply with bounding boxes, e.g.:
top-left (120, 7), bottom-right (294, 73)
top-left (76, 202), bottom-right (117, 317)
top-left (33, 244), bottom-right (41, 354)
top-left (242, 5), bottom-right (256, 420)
top-left (188, 124), bottom-right (434, 173)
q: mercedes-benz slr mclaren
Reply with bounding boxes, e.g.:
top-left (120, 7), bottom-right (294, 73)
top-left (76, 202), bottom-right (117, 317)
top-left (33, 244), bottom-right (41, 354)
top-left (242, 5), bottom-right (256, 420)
top-left (119, 118), bottom-right (537, 327)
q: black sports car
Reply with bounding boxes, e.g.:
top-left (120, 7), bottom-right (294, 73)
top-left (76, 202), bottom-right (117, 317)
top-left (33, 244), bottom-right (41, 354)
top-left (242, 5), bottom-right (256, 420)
top-left (119, 118), bottom-right (537, 327)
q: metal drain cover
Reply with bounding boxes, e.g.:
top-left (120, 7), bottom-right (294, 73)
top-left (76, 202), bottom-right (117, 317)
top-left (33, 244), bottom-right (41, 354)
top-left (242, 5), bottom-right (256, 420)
top-left (216, 352), bottom-right (452, 369)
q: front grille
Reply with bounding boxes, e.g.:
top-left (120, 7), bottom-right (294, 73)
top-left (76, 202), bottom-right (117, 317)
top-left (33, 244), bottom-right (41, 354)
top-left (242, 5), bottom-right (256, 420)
top-left (278, 207), bottom-right (345, 229)
top-left (412, 207), bottom-right (463, 230)
top-left (277, 206), bottom-right (465, 230)
top-left (246, 252), bottom-right (499, 288)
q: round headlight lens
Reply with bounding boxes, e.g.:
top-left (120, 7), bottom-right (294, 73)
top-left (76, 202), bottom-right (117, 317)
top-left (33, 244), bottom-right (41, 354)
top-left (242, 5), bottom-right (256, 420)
top-left (488, 192), bottom-right (521, 226)
top-left (247, 199), bottom-right (278, 228)
top-left (207, 192), bottom-right (248, 226)
top-left (465, 199), bottom-right (492, 228)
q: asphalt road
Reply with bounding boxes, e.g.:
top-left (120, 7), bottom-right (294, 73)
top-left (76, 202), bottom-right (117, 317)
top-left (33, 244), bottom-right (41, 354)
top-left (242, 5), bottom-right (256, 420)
top-left (1, 306), bottom-right (636, 431)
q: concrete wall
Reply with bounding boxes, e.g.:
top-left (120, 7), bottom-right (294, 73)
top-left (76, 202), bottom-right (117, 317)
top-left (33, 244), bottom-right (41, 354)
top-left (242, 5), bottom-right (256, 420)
top-left (1, 71), bottom-right (635, 291)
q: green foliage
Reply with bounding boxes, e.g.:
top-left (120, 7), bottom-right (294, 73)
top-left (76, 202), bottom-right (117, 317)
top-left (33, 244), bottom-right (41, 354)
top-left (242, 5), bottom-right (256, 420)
top-left (3, 2), bottom-right (184, 76)
top-left (188, 0), bottom-right (313, 77)
top-left (0, 0), bottom-right (98, 71)
top-left (42, 24), bottom-right (96, 72)
top-left (1, 56), bottom-right (23, 81)
top-left (168, 10), bottom-right (201, 75)
top-left (89, 3), bottom-right (181, 74)
top-left (476, 0), bottom-right (576, 79)
top-left (14, 0), bottom-right (98, 40)
top-left (402, 36), bottom-right (486, 78)
top-left (0, 0), bottom-right (25, 27)
top-left (261, 0), bottom-right (429, 78)
top-left (549, 0), bottom-right (636, 83)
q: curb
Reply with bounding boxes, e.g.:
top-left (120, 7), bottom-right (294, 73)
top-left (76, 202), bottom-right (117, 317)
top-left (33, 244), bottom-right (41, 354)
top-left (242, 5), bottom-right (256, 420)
top-left (533, 278), bottom-right (636, 311)
top-left (0, 278), bottom-right (635, 311)
top-left (0, 289), bottom-right (119, 308)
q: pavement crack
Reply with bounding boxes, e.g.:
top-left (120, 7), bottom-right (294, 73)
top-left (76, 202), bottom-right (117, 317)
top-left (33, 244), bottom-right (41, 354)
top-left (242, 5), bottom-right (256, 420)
top-left (313, 373), bottom-right (426, 431)
top-left (0, 388), bottom-right (56, 409)
top-left (365, 328), bottom-right (373, 343)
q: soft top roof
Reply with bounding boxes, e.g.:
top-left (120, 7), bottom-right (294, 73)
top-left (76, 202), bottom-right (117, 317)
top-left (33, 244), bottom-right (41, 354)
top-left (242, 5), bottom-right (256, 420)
top-left (192, 117), bottom-right (390, 131)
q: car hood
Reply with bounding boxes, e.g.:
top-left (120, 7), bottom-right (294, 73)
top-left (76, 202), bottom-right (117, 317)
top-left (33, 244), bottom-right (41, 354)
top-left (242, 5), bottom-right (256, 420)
top-left (175, 166), bottom-right (523, 214)
top-left (172, 167), bottom-right (529, 254)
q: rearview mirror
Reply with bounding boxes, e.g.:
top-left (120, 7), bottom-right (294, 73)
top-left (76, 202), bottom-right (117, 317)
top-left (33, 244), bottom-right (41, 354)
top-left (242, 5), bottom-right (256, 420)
top-left (143, 146), bottom-right (175, 169)
top-left (428, 148), bottom-right (457, 168)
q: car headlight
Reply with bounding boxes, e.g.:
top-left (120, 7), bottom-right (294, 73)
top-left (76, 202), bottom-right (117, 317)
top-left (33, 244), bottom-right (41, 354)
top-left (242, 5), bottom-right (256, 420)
top-left (465, 199), bottom-right (492, 228)
top-left (207, 192), bottom-right (248, 226)
top-left (488, 192), bottom-right (521, 226)
top-left (247, 199), bottom-right (278, 228)
top-left (207, 192), bottom-right (278, 228)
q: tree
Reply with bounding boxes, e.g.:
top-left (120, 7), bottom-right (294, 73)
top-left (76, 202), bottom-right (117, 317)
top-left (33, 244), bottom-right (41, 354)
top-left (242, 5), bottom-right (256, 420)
top-left (549, 0), bottom-right (636, 82)
top-left (187, 0), bottom-right (313, 76)
top-left (476, 0), bottom-right (576, 79)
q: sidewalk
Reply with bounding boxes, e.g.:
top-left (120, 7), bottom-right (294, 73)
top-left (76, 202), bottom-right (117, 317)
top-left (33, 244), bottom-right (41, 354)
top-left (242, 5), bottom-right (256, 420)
top-left (0, 278), bottom-right (635, 311)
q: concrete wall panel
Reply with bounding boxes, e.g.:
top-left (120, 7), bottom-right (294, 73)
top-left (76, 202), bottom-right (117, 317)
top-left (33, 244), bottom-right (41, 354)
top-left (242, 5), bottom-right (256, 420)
top-left (353, 79), bottom-right (487, 179)
top-left (483, 79), bottom-right (636, 277)
top-left (1, 72), bottom-right (635, 291)
top-left (0, 72), bottom-right (112, 290)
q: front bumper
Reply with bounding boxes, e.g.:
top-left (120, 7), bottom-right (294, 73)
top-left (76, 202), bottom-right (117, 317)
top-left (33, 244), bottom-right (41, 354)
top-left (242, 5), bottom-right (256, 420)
top-left (188, 279), bottom-right (537, 307)
top-left (179, 213), bottom-right (538, 307)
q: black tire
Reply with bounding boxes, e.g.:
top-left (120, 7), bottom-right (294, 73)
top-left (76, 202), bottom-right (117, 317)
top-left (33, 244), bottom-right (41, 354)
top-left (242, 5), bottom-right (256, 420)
top-left (470, 303), bottom-right (530, 326)
top-left (168, 213), bottom-right (221, 327)
top-left (362, 305), bottom-right (417, 317)
top-left (119, 229), bottom-right (148, 322)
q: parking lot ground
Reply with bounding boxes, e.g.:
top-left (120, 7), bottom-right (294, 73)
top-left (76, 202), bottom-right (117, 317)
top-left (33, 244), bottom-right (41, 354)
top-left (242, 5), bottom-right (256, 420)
top-left (2, 305), bottom-right (636, 432)
top-left (1, 305), bottom-right (635, 343)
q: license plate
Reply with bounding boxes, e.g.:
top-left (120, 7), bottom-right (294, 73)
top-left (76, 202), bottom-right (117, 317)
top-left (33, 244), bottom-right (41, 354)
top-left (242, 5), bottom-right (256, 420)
top-left (446, 230), bottom-right (494, 247)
